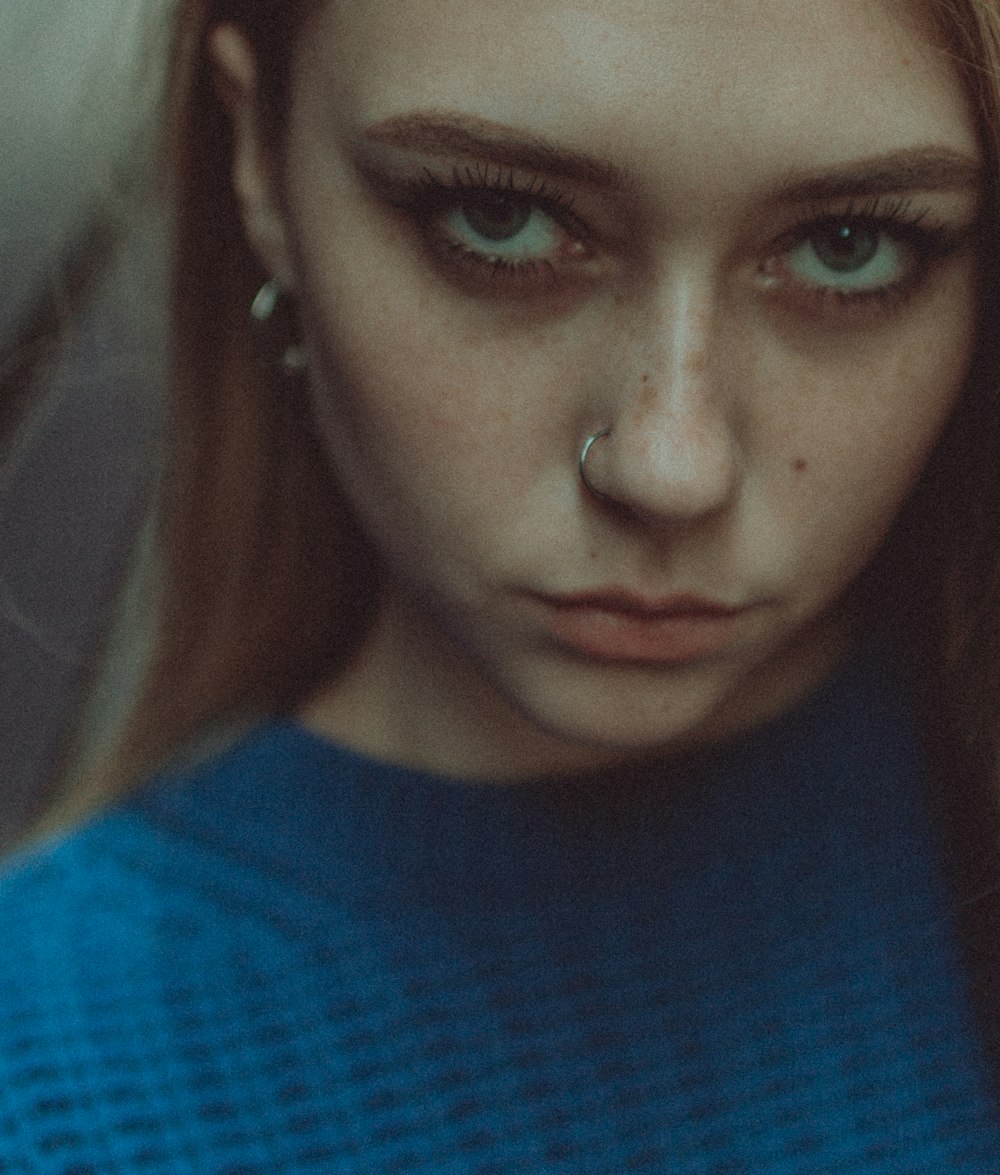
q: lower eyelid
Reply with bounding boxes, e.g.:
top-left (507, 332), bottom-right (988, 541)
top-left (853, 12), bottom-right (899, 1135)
top-left (419, 227), bottom-right (608, 306)
top-left (763, 261), bottom-right (938, 330)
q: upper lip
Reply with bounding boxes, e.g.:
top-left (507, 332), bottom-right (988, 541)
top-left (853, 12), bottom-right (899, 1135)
top-left (533, 589), bottom-right (746, 618)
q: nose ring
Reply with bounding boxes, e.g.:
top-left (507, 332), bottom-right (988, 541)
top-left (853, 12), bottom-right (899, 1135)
top-left (579, 428), bottom-right (612, 501)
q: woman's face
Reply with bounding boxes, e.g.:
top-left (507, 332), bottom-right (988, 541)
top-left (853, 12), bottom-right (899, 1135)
top-left (219, 0), bottom-right (981, 777)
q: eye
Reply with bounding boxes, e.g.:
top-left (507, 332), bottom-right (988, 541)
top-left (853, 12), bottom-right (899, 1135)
top-left (783, 218), bottom-right (911, 294)
top-left (380, 166), bottom-right (595, 298)
top-left (755, 196), bottom-right (971, 322)
top-left (442, 192), bottom-right (566, 262)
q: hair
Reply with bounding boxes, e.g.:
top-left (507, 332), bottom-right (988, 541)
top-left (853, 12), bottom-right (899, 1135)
top-left (32, 0), bottom-right (1000, 868)
top-left (41, 0), bottom-right (373, 826)
top-left (135, 0), bottom-right (376, 731)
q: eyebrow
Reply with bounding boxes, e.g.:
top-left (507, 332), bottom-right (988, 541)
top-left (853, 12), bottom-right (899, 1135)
top-left (362, 111), bottom-right (629, 190)
top-left (362, 111), bottom-right (982, 202)
top-left (772, 148), bottom-right (983, 203)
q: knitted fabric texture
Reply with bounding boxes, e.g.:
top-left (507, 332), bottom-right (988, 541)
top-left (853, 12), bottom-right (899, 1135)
top-left (0, 650), bottom-right (997, 1173)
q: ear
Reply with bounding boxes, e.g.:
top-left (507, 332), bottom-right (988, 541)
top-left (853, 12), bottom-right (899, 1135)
top-left (208, 24), bottom-right (296, 289)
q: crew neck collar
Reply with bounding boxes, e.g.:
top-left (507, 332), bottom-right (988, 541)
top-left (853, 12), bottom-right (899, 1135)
top-left (132, 641), bottom-right (924, 913)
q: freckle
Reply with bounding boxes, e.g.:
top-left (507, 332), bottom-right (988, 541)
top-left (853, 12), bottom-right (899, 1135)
top-left (641, 372), bottom-right (650, 384)
top-left (637, 380), bottom-right (657, 414)
top-left (793, 458), bottom-right (807, 473)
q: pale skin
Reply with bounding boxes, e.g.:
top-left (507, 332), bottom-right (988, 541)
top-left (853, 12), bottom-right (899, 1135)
top-left (213, 0), bottom-right (982, 780)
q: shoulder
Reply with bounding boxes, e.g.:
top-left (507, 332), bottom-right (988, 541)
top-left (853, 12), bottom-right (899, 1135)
top-left (0, 722), bottom-right (355, 1165)
top-left (0, 728), bottom-right (283, 1010)
top-left (0, 722), bottom-right (324, 1001)
top-left (0, 719), bottom-right (334, 945)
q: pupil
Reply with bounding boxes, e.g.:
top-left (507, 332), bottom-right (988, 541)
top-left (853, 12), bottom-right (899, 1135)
top-left (464, 196), bottom-right (532, 242)
top-left (812, 221), bottom-right (879, 272)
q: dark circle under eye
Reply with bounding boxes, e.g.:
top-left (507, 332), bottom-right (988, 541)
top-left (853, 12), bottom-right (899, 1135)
top-left (462, 195), bottom-right (533, 242)
top-left (810, 220), bottom-right (881, 273)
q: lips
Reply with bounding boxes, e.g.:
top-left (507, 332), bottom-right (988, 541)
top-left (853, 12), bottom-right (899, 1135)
top-left (528, 589), bottom-right (748, 664)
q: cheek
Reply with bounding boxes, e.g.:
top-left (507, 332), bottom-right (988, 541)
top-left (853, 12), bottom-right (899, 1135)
top-left (295, 248), bottom-right (570, 561)
top-left (761, 300), bottom-right (974, 593)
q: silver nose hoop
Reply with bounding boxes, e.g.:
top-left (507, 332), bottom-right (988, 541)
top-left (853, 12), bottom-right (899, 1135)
top-left (579, 428), bottom-right (612, 501)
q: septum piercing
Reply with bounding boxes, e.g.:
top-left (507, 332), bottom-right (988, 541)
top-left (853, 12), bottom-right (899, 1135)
top-left (579, 428), bottom-right (612, 501)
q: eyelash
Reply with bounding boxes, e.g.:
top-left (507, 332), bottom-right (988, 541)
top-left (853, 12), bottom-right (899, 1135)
top-left (765, 196), bottom-right (961, 318)
top-left (388, 165), bottom-right (586, 295)
top-left (389, 169), bottom-right (964, 316)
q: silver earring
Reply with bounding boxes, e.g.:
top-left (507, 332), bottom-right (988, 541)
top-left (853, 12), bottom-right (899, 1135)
top-left (250, 278), bottom-right (282, 322)
top-left (251, 279), bottom-right (308, 375)
top-left (579, 428), bottom-right (612, 501)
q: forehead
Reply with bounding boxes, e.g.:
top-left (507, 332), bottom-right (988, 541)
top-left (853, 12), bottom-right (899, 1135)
top-left (299, 0), bottom-right (978, 197)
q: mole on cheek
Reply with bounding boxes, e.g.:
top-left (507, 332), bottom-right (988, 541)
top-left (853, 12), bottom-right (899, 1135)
top-left (793, 458), bottom-right (808, 473)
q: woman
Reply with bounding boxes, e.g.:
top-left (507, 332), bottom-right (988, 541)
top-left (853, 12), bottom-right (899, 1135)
top-left (1, 0), bottom-right (1000, 1168)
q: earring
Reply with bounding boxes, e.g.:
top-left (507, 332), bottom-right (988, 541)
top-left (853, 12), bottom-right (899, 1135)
top-left (250, 278), bottom-right (308, 375)
top-left (250, 278), bottom-right (282, 322)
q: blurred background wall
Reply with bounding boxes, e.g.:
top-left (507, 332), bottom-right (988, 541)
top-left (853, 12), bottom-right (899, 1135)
top-left (0, 0), bottom-right (170, 845)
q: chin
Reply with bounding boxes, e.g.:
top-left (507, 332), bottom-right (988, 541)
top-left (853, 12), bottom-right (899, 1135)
top-left (508, 661), bottom-right (743, 767)
top-left (501, 622), bottom-right (838, 769)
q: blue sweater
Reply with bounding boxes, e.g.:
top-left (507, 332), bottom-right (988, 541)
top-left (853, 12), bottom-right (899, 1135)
top-left (0, 651), bottom-right (997, 1173)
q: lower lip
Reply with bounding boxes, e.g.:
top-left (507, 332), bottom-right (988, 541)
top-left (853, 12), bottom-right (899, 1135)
top-left (537, 601), bottom-right (743, 664)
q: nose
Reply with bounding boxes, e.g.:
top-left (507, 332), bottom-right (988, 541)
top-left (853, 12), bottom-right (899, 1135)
top-left (582, 279), bottom-right (742, 524)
